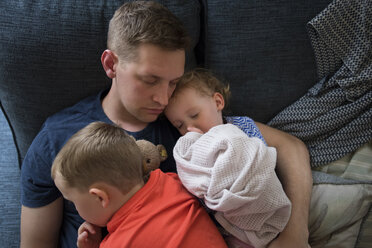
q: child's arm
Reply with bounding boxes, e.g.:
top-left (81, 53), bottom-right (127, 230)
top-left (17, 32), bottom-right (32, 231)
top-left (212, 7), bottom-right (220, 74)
top-left (77, 222), bottom-right (102, 248)
top-left (256, 122), bottom-right (312, 248)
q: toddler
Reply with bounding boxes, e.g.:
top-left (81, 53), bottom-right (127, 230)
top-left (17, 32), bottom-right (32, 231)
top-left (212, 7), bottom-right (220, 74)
top-left (51, 121), bottom-right (227, 248)
top-left (165, 69), bottom-right (292, 248)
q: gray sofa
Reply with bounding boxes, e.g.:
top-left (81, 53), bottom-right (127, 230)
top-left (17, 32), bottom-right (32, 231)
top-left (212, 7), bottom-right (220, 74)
top-left (1, 0), bottom-right (370, 247)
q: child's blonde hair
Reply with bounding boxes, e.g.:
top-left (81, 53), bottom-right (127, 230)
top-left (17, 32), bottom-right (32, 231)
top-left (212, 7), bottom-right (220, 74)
top-left (51, 122), bottom-right (143, 194)
top-left (171, 68), bottom-right (231, 109)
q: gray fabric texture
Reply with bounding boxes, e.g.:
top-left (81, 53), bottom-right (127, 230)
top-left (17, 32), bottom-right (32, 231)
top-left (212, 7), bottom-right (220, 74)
top-left (0, 108), bottom-right (20, 248)
top-left (201, 0), bottom-right (332, 123)
top-left (312, 170), bottom-right (366, 185)
top-left (268, 0), bottom-right (372, 167)
top-left (0, 0), bottom-right (200, 165)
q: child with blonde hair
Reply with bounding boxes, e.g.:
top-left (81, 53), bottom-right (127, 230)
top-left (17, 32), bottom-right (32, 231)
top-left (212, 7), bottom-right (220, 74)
top-left (51, 121), bottom-right (227, 248)
top-left (165, 69), bottom-right (292, 248)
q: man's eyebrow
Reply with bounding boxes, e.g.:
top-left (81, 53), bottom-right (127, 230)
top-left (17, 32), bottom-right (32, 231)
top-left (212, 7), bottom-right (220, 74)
top-left (138, 74), bottom-right (158, 79)
top-left (171, 77), bottom-right (182, 82)
top-left (138, 72), bottom-right (181, 82)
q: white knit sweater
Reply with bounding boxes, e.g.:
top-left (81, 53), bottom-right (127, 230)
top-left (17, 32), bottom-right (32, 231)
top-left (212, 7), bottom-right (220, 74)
top-left (173, 124), bottom-right (291, 248)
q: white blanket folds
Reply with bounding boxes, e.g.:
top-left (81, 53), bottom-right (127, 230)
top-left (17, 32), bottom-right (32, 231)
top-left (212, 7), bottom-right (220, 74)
top-left (173, 124), bottom-right (291, 248)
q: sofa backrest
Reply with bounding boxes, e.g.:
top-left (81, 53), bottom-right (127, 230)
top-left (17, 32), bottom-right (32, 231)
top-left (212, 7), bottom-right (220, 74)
top-left (0, 0), bottom-right (332, 166)
top-left (200, 0), bottom-right (332, 122)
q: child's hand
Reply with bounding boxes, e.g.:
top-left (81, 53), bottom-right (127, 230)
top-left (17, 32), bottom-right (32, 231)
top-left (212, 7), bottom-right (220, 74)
top-left (187, 127), bottom-right (203, 134)
top-left (77, 221), bottom-right (102, 248)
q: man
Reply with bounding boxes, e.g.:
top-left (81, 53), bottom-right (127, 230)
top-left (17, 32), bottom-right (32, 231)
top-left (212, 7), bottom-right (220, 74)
top-left (20, 1), bottom-right (312, 248)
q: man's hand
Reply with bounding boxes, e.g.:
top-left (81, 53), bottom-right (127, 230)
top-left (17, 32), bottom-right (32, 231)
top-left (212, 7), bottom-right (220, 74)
top-left (77, 221), bottom-right (102, 248)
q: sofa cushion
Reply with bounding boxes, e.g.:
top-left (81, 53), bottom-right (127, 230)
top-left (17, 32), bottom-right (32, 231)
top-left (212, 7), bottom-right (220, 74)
top-left (309, 173), bottom-right (372, 248)
top-left (0, 0), bottom-right (200, 165)
top-left (310, 142), bottom-right (372, 248)
top-left (0, 108), bottom-right (20, 248)
top-left (201, 0), bottom-right (332, 122)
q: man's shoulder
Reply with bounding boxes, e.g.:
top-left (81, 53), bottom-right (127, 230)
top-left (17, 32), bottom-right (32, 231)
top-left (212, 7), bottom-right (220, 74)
top-left (29, 92), bottom-right (107, 155)
top-left (45, 93), bottom-right (100, 127)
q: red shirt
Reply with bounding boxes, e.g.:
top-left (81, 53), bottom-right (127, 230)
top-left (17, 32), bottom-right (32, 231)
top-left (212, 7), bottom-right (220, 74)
top-left (100, 169), bottom-right (227, 248)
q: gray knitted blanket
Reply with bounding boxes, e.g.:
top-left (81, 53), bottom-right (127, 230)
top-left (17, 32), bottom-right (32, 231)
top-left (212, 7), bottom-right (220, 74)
top-left (268, 0), bottom-right (372, 167)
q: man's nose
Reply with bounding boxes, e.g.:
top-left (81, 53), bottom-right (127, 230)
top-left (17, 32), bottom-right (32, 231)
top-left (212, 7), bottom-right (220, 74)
top-left (152, 82), bottom-right (170, 106)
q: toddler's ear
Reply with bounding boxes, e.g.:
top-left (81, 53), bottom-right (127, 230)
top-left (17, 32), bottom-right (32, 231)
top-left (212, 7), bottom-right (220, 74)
top-left (89, 188), bottom-right (110, 208)
top-left (213, 92), bottom-right (225, 111)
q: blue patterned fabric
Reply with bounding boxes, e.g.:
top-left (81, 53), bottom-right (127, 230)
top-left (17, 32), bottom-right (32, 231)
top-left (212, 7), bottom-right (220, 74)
top-left (225, 116), bottom-right (267, 145)
top-left (268, 0), bottom-right (372, 167)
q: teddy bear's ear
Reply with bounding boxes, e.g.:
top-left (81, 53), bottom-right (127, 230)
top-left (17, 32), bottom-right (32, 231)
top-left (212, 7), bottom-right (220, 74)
top-left (157, 145), bottom-right (168, 162)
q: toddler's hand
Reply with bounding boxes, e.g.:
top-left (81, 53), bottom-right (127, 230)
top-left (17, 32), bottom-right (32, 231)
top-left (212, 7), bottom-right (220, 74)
top-left (77, 221), bottom-right (102, 248)
top-left (187, 127), bottom-right (203, 134)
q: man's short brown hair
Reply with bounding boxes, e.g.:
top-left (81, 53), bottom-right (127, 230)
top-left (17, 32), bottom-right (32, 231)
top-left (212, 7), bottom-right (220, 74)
top-left (107, 1), bottom-right (190, 62)
top-left (51, 122), bottom-right (143, 194)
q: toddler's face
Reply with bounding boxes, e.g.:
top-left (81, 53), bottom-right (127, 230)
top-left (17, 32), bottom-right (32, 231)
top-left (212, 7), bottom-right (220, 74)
top-left (165, 87), bottom-right (224, 135)
top-left (54, 172), bottom-right (109, 227)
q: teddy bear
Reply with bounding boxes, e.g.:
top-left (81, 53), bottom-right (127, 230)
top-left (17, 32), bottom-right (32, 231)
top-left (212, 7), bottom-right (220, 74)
top-left (135, 139), bottom-right (168, 175)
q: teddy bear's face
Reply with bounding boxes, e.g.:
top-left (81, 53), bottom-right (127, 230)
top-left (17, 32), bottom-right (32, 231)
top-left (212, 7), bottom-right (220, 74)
top-left (143, 149), bottom-right (161, 173)
top-left (135, 139), bottom-right (167, 175)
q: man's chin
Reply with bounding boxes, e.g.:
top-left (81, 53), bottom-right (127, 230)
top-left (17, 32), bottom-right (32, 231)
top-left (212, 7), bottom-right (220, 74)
top-left (140, 114), bottom-right (160, 123)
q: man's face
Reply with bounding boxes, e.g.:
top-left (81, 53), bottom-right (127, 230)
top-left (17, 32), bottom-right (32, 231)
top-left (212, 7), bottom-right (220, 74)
top-left (113, 44), bottom-right (185, 129)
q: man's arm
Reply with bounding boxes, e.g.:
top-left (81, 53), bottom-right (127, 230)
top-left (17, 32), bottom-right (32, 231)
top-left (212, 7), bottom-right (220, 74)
top-left (256, 122), bottom-right (312, 248)
top-left (20, 197), bottom-right (63, 248)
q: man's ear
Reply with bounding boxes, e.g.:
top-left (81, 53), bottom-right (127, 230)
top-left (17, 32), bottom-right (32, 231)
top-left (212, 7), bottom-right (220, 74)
top-left (101, 49), bottom-right (118, 79)
top-left (213, 92), bottom-right (225, 111)
top-left (89, 187), bottom-right (110, 208)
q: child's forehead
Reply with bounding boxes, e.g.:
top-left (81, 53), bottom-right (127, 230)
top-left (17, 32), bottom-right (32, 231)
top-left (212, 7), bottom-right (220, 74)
top-left (53, 172), bottom-right (68, 190)
top-left (175, 83), bottom-right (212, 98)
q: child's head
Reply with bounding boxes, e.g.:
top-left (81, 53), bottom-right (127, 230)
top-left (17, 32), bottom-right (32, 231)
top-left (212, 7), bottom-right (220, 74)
top-left (165, 68), bottom-right (231, 135)
top-left (107, 1), bottom-right (190, 63)
top-left (51, 122), bottom-right (144, 226)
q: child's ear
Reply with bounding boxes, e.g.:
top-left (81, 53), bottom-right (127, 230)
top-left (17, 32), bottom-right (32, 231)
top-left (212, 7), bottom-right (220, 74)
top-left (101, 49), bottom-right (119, 79)
top-left (213, 92), bottom-right (225, 111)
top-left (89, 187), bottom-right (110, 208)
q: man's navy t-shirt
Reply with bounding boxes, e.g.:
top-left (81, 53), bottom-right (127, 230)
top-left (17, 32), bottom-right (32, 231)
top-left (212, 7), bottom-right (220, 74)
top-left (20, 90), bottom-right (181, 248)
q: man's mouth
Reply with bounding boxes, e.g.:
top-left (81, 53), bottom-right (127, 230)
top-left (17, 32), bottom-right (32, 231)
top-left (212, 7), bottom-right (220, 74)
top-left (145, 108), bottom-right (164, 115)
